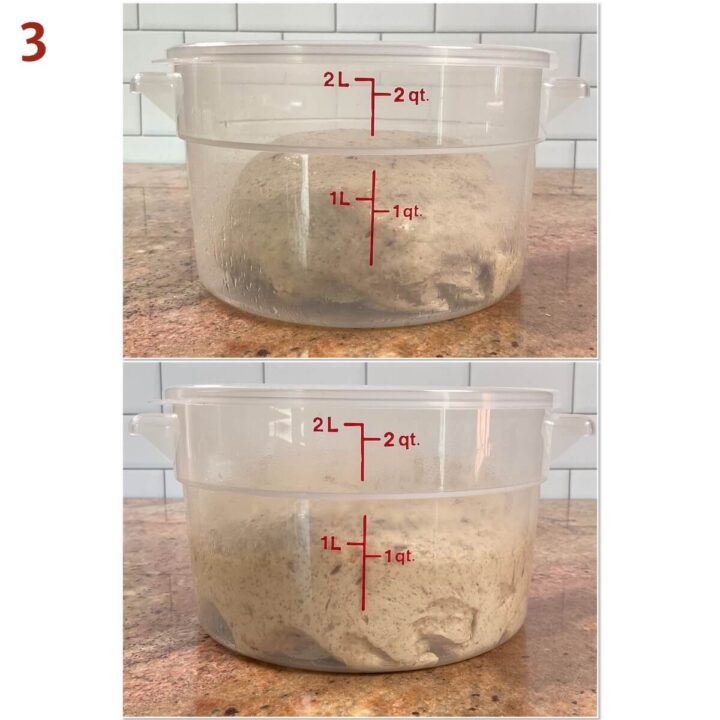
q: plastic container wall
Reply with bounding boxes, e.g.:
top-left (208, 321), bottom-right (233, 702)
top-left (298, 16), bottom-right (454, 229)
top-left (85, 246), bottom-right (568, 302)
top-left (170, 394), bottom-right (549, 494)
top-left (175, 62), bottom-right (546, 149)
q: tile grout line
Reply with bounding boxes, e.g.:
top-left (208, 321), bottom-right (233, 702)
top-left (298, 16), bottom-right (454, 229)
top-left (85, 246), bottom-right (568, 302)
top-left (533, 3), bottom-right (538, 32)
top-left (578, 34), bottom-right (584, 75)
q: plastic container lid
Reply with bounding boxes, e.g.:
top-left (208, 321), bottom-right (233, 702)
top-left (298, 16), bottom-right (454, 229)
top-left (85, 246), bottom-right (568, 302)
top-left (165, 42), bottom-right (555, 69)
top-left (163, 385), bottom-right (556, 409)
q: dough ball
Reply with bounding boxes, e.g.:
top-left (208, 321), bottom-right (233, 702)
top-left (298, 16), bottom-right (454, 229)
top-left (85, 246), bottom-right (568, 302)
top-left (221, 130), bottom-right (524, 314)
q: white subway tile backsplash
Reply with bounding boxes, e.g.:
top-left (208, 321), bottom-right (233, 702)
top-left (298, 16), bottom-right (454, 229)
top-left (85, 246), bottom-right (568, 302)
top-left (140, 96), bottom-right (177, 136)
top-left (381, 32), bottom-right (480, 44)
top-left (551, 416), bottom-right (597, 469)
top-left (580, 33), bottom-right (597, 86)
top-left (161, 361), bottom-right (264, 389)
top-left (541, 469), bottom-right (570, 499)
top-left (338, 4), bottom-right (434, 32)
top-left (573, 362), bottom-right (598, 413)
top-left (536, 3), bottom-right (598, 33)
top-left (546, 87), bottom-right (597, 140)
top-left (283, 32), bottom-right (381, 41)
top-left (482, 32), bottom-right (580, 77)
top-left (124, 362), bottom-right (161, 413)
top-left (436, 4), bottom-right (535, 32)
top-left (367, 361), bottom-right (470, 386)
top-left (164, 470), bottom-right (184, 499)
top-left (184, 31), bottom-right (283, 43)
top-left (123, 415), bottom-right (172, 469)
top-left (536, 140), bottom-right (575, 168)
top-left (123, 30), bottom-right (182, 82)
top-left (139, 3), bottom-right (237, 31)
top-left (123, 84), bottom-right (141, 135)
top-left (124, 469), bottom-right (165, 498)
top-left (470, 361), bottom-right (574, 412)
top-left (238, 4), bottom-right (335, 31)
top-left (124, 4), bottom-right (139, 31)
top-left (124, 136), bottom-right (186, 163)
top-left (575, 140), bottom-right (597, 169)
top-left (570, 469), bottom-right (598, 499)
top-left (264, 361), bottom-right (366, 385)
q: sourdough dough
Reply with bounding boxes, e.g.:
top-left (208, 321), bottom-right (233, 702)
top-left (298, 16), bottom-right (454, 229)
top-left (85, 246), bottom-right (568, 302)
top-left (220, 130), bottom-right (524, 315)
top-left (188, 493), bottom-right (535, 672)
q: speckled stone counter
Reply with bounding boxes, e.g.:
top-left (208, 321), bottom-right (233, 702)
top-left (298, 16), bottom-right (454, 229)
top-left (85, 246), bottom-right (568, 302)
top-left (124, 499), bottom-right (597, 717)
top-left (124, 165), bottom-right (596, 358)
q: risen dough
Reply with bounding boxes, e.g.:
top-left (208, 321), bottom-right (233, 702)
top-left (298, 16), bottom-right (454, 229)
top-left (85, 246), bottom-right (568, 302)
top-left (221, 130), bottom-right (524, 315)
top-left (188, 492), bottom-right (535, 672)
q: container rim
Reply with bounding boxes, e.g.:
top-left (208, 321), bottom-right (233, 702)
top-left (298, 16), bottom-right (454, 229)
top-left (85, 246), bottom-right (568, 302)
top-left (165, 41), bottom-right (554, 69)
top-left (163, 384), bottom-right (556, 409)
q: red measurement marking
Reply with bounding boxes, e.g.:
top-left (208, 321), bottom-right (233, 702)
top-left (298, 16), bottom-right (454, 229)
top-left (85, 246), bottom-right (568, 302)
top-left (343, 421), bottom-right (381, 481)
top-left (354, 76), bottom-right (391, 137)
top-left (346, 514), bottom-right (383, 612)
top-left (354, 170), bottom-right (390, 266)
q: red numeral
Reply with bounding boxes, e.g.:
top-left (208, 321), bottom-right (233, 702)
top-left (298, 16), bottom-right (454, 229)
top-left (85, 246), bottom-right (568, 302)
top-left (383, 431), bottom-right (394, 447)
top-left (394, 87), bottom-right (404, 103)
top-left (22, 22), bottom-right (46, 62)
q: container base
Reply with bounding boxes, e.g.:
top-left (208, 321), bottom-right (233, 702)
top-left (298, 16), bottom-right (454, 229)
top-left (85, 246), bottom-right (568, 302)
top-left (202, 283), bottom-right (519, 329)
top-left (201, 618), bottom-right (525, 674)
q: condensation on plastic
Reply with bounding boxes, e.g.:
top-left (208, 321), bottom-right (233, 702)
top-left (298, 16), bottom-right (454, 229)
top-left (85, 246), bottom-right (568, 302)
top-left (130, 43), bottom-right (589, 328)
top-left (131, 385), bottom-right (593, 672)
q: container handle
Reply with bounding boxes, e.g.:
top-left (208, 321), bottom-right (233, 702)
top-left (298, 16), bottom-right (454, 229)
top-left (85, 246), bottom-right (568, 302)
top-left (129, 412), bottom-right (179, 462)
top-left (130, 72), bottom-right (183, 121)
top-left (545, 413), bottom-right (595, 462)
top-left (542, 77), bottom-right (590, 122)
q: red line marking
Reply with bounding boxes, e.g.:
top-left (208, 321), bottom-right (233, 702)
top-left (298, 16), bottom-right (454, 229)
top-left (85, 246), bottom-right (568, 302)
top-left (361, 514), bottom-right (368, 611)
top-left (343, 422), bottom-right (381, 481)
top-left (354, 171), bottom-right (387, 266)
top-left (369, 170), bottom-right (376, 266)
top-left (354, 77), bottom-right (376, 136)
top-left (344, 515), bottom-right (385, 612)
top-left (354, 76), bottom-right (390, 136)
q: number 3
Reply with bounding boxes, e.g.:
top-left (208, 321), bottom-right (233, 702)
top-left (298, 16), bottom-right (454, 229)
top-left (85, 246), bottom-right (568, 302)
top-left (22, 21), bottom-right (46, 62)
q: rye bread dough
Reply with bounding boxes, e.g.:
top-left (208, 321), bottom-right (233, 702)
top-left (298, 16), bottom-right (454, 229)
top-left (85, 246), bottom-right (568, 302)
top-left (222, 130), bottom-right (523, 314)
top-left (188, 494), bottom-right (534, 672)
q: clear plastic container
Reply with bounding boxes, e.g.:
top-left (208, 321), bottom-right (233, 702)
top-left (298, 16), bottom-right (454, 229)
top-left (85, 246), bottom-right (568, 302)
top-left (131, 43), bottom-right (588, 328)
top-left (131, 385), bottom-right (593, 673)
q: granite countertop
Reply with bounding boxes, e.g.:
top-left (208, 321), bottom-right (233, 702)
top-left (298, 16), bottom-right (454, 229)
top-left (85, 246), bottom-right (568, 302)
top-left (124, 165), bottom-right (596, 358)
top-left (124, 499), bottom-right (597, 717)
